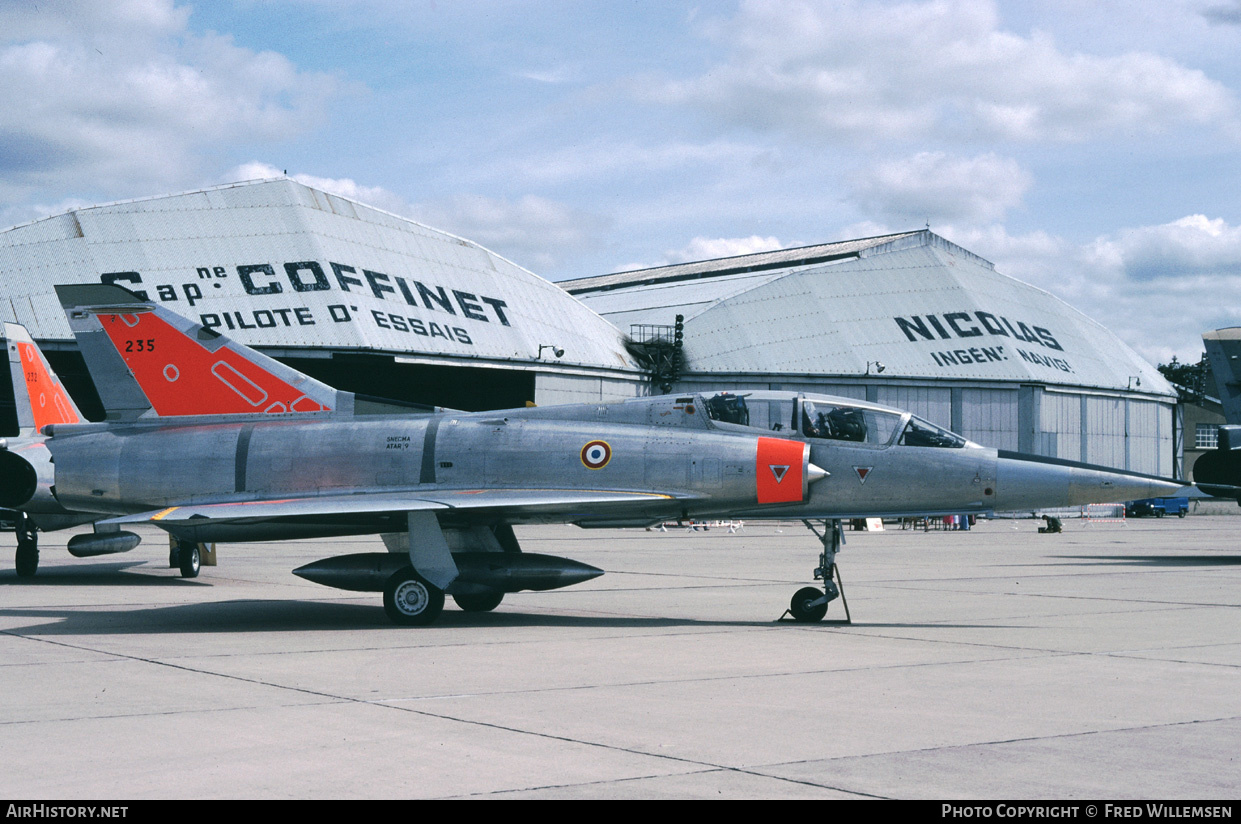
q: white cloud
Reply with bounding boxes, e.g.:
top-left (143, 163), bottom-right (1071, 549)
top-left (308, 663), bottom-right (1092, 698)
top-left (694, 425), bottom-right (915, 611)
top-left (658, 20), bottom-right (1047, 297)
top-left (849, 152), bottom-right (1031, 223)
top-left (943, 217), bottom-right (1241, 365)
top-left (1087, 215), bottom-right (1241, 281)
top-left (0, 0), bottom-right (190, 42)
top-left (670, 235), bottom-right (785, 262)
top-left (0, 1), bottom-right (340, 203)
top-left (649, 0), bottom-right (1238, 143)
top-left (480, 140), bottom-right (780, 187)
top-left (410, 194), bottom-right (610, 274)
top-left (226, 163), bottom-right (414, 217)
top-left (836, 220), bottom-right (901, 240)
top-left (225, 165), bottom-right (604, 275)
top-left (617, 235), bottom-right (786, 271)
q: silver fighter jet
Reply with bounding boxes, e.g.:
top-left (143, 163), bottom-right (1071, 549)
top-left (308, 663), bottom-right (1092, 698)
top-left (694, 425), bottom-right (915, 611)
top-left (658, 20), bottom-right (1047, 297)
top-left (1, 284), bottom-right (1187, 625)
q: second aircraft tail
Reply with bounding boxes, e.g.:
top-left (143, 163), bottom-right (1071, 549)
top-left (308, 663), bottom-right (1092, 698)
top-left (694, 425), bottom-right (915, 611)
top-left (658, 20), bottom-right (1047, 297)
top-left (1203, 327), bottom-right (1241, 425)
top-left (5, 322), bottom-right (83, 434)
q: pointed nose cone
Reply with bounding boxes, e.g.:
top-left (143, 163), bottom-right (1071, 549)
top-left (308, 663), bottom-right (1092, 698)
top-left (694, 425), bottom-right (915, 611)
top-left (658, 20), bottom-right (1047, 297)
top-left (807, 463), bottom-right (829, 484)
top-left (993, 450), bottom-right (1189, 512)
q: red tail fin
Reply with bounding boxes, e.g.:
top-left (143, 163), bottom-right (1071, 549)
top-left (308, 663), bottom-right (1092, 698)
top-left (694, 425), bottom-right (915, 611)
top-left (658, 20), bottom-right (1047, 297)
top-left (57, 284), bottom-right (344, 420)
top-left (5, 323), bottom-right (83, 432)
top-left (95, 311), bottom-right (331, 415)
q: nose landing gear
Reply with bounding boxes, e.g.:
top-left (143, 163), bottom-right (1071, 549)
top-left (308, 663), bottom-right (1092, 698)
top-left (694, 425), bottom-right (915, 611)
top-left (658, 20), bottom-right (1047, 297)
top-left (781, 519), bottom-right (852, 624)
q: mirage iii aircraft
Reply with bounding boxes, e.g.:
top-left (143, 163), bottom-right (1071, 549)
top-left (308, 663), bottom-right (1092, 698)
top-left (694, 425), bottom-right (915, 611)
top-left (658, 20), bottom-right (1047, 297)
top-left (0, 284), bottom-right (1187, 625)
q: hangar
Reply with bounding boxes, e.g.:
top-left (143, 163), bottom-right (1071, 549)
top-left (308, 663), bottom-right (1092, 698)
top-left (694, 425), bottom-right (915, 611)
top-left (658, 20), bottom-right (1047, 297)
top-left (0, 182), bottom-right (1178, 478)
top-left (563, 230), bottom-right (1179, 476)
top-left (0, 178), bottom-right (642, 426)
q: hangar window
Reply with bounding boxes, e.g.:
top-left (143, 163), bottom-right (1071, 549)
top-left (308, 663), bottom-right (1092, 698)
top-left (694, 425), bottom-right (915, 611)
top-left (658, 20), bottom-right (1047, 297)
top-left (1196, 424), bottom-right (1219, 450)
top-left (801, 401), bottom-right (900, 445)
top-left (900, 417), bottom-right (966, 448)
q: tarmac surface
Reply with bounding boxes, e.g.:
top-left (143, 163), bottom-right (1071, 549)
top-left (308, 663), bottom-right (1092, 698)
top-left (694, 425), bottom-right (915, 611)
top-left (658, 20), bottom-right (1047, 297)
top-left (1, 516), bottom-right (1239, 800)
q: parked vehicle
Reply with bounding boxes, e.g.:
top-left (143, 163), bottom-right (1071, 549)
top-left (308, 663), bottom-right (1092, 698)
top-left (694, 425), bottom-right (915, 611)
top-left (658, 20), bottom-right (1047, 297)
top-left (1125, 497), bottom-right (1189, 518)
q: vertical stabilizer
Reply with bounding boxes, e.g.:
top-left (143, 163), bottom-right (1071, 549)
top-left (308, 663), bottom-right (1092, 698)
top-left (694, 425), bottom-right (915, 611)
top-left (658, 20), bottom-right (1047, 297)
top-left (55, 284), bottom-right (352, 421)
top-left (5, 323), bottom-right (83, 434)
top-left (1202, 328), bottom-right (1241, 424)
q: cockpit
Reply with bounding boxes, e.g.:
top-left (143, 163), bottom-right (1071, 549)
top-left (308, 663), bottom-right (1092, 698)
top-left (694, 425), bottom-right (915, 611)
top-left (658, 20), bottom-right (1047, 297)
top-left (702, 391), bottom-right (969, 449)
top-left (898, 416), bottom-right (967, 448)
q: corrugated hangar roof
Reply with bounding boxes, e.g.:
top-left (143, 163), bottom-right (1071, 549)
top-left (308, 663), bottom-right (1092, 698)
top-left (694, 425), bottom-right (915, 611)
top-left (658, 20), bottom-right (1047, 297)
top-left (0, 178), bottom-right (636, 375)
top-left (570, 230), bottom-right (1174, 397)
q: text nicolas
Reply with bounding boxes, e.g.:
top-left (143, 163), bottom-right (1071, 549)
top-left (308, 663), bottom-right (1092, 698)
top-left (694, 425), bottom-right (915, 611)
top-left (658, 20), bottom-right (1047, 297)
top-left (894, 311), bottom-right (1062, 351)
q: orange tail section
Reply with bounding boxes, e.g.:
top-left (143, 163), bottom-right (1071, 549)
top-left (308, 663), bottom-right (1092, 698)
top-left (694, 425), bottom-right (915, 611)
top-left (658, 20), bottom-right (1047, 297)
top-left (94, 311), bottom-right (330, 416)
top-left (56, 284), bottom-right (345, 421)
top-left (5, 323), bottom-right (83, 433)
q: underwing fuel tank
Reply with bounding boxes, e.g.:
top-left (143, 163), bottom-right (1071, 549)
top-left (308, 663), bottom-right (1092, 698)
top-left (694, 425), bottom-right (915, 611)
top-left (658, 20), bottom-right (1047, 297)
top-left (992, 450), bottom-right (1189, 511)
top-left (67, 531), bottom-right (142, 557)
top-left (293, 552), bottom-right (604, 594)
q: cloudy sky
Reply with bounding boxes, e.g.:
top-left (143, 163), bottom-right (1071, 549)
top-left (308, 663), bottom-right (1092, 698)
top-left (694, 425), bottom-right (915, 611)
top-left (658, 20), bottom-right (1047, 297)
top-left (3, 0), bottom-right (1241, 365)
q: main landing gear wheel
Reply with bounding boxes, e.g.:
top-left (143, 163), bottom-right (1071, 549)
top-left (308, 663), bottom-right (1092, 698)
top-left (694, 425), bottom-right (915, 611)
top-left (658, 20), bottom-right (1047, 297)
top-left (789, 587), bottom-right (829, 623)
top-left (453, 591), bottom-right (504, 612)
top-left (384, 568), bottom-right (445, 626)
top-left (15, 540), bottom-right (38, 578)
top-left (15, 515), bottom-right (38, 578)
top-left (176, 540), bottom-right (201, 578)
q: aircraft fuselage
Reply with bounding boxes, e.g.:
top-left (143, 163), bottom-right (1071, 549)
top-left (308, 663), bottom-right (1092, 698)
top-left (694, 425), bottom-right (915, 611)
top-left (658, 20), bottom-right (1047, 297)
top-left (41, 391), bottom-right (1179, 543)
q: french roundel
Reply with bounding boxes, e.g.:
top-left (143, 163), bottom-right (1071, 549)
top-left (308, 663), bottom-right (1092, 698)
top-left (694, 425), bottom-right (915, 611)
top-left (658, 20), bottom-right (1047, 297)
top-left (580, 440), bottom-right (612, 469)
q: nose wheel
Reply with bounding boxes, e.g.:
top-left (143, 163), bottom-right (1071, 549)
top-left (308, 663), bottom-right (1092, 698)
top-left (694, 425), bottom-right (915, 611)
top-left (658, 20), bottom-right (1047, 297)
top-left (789, 587), bottom-right (829, 622)
top-left (782, 519), bottom-right (852, 624)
